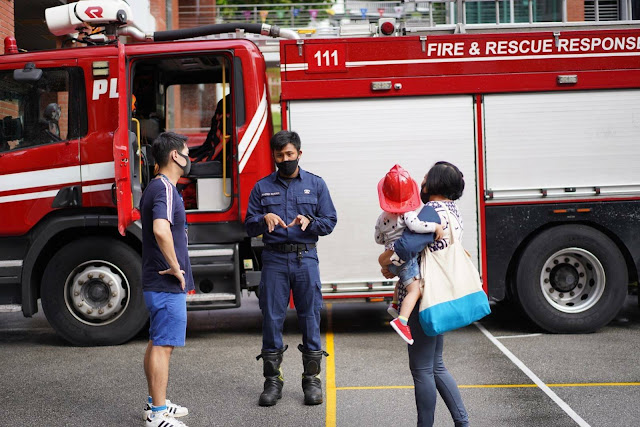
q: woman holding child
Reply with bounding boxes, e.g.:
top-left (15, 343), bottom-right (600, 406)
top-left (378, 161), bottom-right (470, 427)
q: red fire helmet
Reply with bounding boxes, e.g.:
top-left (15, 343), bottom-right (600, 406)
top-left (378, 164), bottom-right (421, 213)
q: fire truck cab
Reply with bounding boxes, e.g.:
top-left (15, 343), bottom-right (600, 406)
top-left (0, 19), bottom-right (278, 344)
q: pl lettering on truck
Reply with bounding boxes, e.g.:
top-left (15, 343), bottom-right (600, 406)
top-left (92, 78), bottom-right (119, 100)
top-left (424, 35), bottom-right (640, 58)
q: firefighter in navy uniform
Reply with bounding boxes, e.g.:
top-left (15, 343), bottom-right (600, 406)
top-left (245, 130), bottom-right (337, 406)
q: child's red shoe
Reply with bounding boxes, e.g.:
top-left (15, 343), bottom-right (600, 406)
top-left (390, 318), bottom-right (414, 345)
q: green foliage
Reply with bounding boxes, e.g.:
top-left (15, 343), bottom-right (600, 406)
top-left (215, 0), bottom-right (334, 25)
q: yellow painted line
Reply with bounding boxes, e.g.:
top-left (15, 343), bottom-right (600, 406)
top-left (325, 304), bottom-right (336, 427)
top-left (338, 385), bottom-right (415, 390)
top-left (336, 382), bottom-right (640, 391)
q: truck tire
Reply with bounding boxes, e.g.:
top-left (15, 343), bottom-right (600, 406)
top-left (515, 225), bottom-right (627, 333)
top-left (41, 237), bottom-right (147, 346)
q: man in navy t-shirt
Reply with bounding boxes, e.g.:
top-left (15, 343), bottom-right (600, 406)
top-left (141, 132), bottom-right (194, 427)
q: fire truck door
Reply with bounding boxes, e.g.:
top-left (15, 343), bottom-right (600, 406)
top-left (114, 44), bottom-right (141, 236)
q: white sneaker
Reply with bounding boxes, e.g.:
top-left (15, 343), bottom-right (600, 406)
top-left (143, 400), bottom-right (189, 420)
top-left (145, 411), bottom-right (188, 427)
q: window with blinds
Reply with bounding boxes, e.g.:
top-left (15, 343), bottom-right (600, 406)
top-left (584, 0), bottom-right (620, 20)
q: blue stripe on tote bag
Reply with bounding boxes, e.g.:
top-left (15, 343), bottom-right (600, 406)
top-left (418, 207), bottom-right (490, 336)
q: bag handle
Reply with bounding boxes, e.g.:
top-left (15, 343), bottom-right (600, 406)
top-left (441, 203), bottom-right (456, 245)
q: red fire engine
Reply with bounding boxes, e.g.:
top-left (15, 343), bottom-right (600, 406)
top-left (0, 0), bottom-right (638, 345)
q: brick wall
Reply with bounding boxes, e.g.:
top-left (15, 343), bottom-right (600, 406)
top-left (150, 0), bottom-right (181, 31)
top-left (57, 91), bottom-right (69, 140)
top-left (150, 0), bottom-right (168, 30)
top-left (0, 100), bottom-right (19, 118)
top-left (0, 0), bottom-right (14, 41)
top-left (567, 0), bottom-right (585, 21)
top-left (179, 0), bottom-right (216, 28)
top-left (0, 1), bottom-right (18, 147)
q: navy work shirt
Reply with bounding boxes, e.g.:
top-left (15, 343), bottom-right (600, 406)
top-left (244, 168), bottom-right (337, 243)
top-left (140, 174), bottom-right (195, 293)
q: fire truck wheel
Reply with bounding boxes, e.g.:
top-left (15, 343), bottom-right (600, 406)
top-left (515, 225), bottom-right (627, 333)
top-left (41, 237), bottom-right (147, 346)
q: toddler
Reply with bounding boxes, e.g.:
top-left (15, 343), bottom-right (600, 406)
top-left (375, 165), bottom-right (442, 344)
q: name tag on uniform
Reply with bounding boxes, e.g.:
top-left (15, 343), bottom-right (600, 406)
top-left (261, 192), bottom-right (280, 197)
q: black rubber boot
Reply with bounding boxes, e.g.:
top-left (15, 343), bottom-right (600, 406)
top-left (298, 344), bottom-right (329, 405)
top-left (256, 345), bottom-right (287, 407)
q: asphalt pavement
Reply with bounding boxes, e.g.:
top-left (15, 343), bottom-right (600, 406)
top-left (1, 293), bottom-right (639, 427)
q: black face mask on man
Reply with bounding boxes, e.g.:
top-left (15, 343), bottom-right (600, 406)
top-left (175, 151), bottom-right (191, 176)
top-left (276, 158), bottom-right (299, 176)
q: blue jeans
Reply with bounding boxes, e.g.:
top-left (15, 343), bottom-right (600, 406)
top-left (388, 257), bottom-right (421, 287)
top-left (408, 304), bottom-right (469, 427)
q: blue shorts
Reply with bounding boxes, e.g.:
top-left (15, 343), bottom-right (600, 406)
top-left (388, 257), bottom-right (421, 287)
top-left (144, 291), bottom-right (187, 347)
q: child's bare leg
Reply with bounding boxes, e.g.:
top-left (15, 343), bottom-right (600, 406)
top-left (398, 279), bottom-right (421, 321)
top-left (387, 282), bottom-right (400, 318)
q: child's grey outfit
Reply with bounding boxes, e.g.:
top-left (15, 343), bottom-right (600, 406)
top-left (375, 207), bottom-right (437, 286)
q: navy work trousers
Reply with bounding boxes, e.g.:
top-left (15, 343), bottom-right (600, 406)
top-left (408, 305), bottom-right (469, 427)
top-left (258, 248), bottom-right (323, 352)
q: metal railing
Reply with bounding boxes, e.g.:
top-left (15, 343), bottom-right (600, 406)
top-left (179, 1), bottom-right (448, 28)
top-left (180, 2), bottom-right (338, 28)
top-left (179, 0), bottom-right (636, 30)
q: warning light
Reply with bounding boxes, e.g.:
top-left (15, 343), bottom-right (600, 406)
top-left (4, 37), bottom-right (18, 55)
top-left (378, 19), bottom-right (396, 36)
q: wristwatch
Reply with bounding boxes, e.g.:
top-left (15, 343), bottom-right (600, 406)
top-left (304, 214), bottom-right (316, 223)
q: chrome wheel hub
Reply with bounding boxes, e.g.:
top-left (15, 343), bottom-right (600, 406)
top-left (540, 248), bottom-right (605, 314)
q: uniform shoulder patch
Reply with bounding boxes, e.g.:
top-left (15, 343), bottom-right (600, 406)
top-left (304, 170), bottom-right (323, 179)
top-left (257, 172), bottom-right (279, 184)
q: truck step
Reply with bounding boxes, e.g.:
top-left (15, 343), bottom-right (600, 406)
top-left (187, 293), bottom-right (236, 303)
top-left (0, 304), bottom-right (21, 313)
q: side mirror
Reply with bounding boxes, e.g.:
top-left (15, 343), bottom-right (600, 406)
top-left (13, 62), bottom-right (42, 82)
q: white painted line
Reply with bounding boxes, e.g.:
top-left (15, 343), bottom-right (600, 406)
top-left (238, 90), bottom-right (268, 162)
top-left (495, 333), bottom-right (543, 340)
top-left (283, 51), bottom-right (640, 72)
top-left (475, 322), bottom-right (591, 427)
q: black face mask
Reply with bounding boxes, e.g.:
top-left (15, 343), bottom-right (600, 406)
top-left (420, 184), bottom-right (430, 204)
top-left (175, 151), bottom-right (191, 176)
top-left (276, 158), bottom-right (299, 177)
